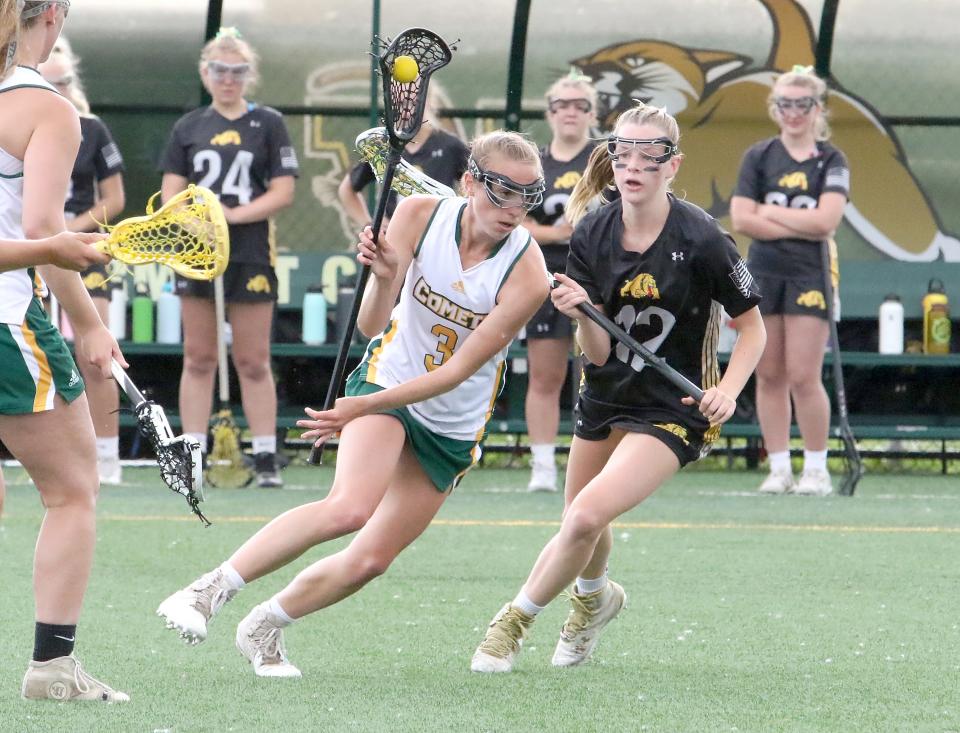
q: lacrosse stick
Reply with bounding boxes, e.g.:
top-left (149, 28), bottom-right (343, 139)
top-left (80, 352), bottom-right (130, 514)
top-left (821, 240), bottom-right (864, 496)
top-left (205, 275), bottom-right (253, 488)
top-left (355, 127), bottom-right (456, 198)
top-left (110, 359), bottom-right (209, 526)
top-left (548, 275), bottom-right (704, 402)
top-left (95, 185), bottom-right (229, 281)
top-left (309, 28), bottom-right (453, 465)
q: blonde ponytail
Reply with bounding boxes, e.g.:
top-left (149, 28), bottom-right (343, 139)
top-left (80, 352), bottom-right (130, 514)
top-left (566, 143), bottom-right (612, 227)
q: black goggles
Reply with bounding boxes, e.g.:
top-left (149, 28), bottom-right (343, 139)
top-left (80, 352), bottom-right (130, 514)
top-left (606, 136), bottom-right (678, 165)
top-left (773, 96), bottom-right (818, 114)
top-left (547, 97), bottom-right (592, 114)
top-left (468, 158), bottom-right (545, 211)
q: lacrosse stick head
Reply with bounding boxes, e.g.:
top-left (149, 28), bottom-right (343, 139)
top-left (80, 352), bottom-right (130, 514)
top-left (134, 401), bottom-right (210, 526)
top-left (355, 127), bottom-right (456, 198)
top-left (100, 184), bottom-right (229, 281)
top-left (378, 28), bottom-right (453, 148)
top-left (205, 409), bottom-right (253, 489)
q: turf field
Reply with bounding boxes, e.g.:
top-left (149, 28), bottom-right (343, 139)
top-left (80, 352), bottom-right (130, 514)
top-left (0, 464), bottom-right (957, 732)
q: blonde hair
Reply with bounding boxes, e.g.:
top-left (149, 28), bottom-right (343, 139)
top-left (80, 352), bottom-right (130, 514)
top-left (469, 130), bottom-right (543, 178)
top-left (199, 27), bottom-right (260, 90)
top-left (567, 102), bottom-right (680, 226)
top-left (544, 70), bottom-right (597, 112)
top-left (768, 66), bottom-right (830, 141)
top-left (45, 36), bottom-right (89, 113)
top-left (0, 0), bottom-right (18, 78)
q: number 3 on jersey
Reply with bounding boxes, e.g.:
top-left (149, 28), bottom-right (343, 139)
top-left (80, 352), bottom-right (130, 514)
top-left (194, 150), bottom-right (254, 204)
top-left (425, 324), bottom-right (458, 371)
top-left (614, 305), bottom-right (676, 372)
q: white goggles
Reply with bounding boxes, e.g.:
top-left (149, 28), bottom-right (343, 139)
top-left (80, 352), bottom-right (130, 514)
top-left (468, 158), bottom-right (545, 211)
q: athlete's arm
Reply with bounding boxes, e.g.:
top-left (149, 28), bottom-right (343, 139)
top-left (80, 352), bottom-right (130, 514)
top-left (549, 272), bottom-right (612, 366)
top-left (522, 215), bottom-right (573, 244)
top-left (338, 173), bottom-right (372, 228)
top-left (222, 175), bottom-right (295, 225)
top-left (68, 173), bottom-right (125, 232)
top-left (729, 196), bottom-right (802, 240)
top-left (756, 191), bottom-right (846, 239)
top-left (161, 173), bottom-right (189, 204)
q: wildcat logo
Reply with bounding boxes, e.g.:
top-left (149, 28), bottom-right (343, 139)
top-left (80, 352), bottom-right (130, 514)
top-left (654, 422), bottom-right (689, 446)
top-left (246, 275), bottom-right (272, 293)
top-left (778, 171), bottom-right (809, 191)
top-left (796, 289), bottom-right (826, 309)
top-left (620, 273), bottom-right (660, 300)
top-left (82, 271), bottom-right (109, 292)
top-left (210, 130), bottom-right (242, 146)
top-left (413, 277), bottom-right (486, 329)
top-left (571, 0), bottom-right (960, 261)
top-left (553, 171), bottom-right (582, 190)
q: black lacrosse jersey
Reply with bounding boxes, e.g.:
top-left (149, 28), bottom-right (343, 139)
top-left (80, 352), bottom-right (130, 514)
top-left (65, 115), bottom-right (124, 217)
top-left (160, 104), bottom-right (300, 264)
top-left (567, 195), bottom-right (761, 430)
top-left (527, 142), bottom-right (595, 273)
top-left (349, 128), bottom-right (469, 218)
top-left (735, 137), bottom-right (849, 278)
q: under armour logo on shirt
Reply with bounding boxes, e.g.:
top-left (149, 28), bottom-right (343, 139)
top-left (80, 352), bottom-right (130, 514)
top-left (672, 251), bottom-right (684, 261)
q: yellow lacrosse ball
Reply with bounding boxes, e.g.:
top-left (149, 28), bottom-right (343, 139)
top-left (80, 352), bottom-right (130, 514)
top-left (392, 55), bottom-right (419, 83)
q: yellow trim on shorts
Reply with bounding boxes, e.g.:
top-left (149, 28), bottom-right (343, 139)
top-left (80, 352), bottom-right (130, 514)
top-left (366, 318), bottom-right (400, 383)
top-left (21, 320), bottom-right (53, 412)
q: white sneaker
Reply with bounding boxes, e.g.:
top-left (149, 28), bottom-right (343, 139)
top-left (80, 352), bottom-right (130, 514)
top-left (157, 567), bottom-right (238, 644)
top-left (470, 604), bottom-right (535, 673)
top-left (552, 580), bottom-right (626, 667)
top-left (236, 603), bottom-right (301, 678)
top-left (795, 468), bottom-right (833, 496)
top-left (98, 456), bottom-right (122, 486)
top-left (758, 468), bottom-right (795, 494)
top-left (22, 655), bottom-right (129, 702)
top-left (527, 463), bottom-right (558, 492)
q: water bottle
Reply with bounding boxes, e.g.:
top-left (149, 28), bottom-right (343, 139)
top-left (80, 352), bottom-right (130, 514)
top-left (131, 282), bottom-right (154, 343)
top-left (878, 294), bottom-right (904, 354)
top-left (334, 276), bottom-right (356, 344)
top-left (108, 281), bottom-right (127, 340)
top-left (156, 281), bottom-right (182, 343)
top-left (922, 279), bottom-right (950, 354)
top-left (302, 285), bottom-right (328, 345)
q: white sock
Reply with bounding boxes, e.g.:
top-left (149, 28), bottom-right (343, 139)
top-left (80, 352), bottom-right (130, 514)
top-left (530, 444), bottom-right (555, 469)
top-left (185, 432), bottom-right (208, 454)
top-left (219, 561), bottom-right (246, 591)
top-left (95, 436), bottom-right (119, 461)
top-left (252, 435), bottom-right (277, 455)
top-left (803, 449), bottom-right (828, 473)
top-left (575, 574), bottom-right (608, 594)
top-left (512, 589), bottom-right (545, 617)
top-left (268, 596), bottom-right (295, 626)
top-left (768, 450), bottom-right (791, 473)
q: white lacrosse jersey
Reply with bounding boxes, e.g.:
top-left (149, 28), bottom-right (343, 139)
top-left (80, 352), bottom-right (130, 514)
top-left (356, 197), bottom-right (532, 441)
top-left (0, 67), bottom-right (58, 324)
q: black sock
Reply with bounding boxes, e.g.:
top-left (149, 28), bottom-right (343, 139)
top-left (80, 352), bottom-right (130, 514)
top-left (33, 622), bottom-right (77, 662)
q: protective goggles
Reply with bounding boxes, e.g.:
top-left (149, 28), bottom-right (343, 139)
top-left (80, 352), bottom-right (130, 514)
top-left (20, 0), bottom-right (70, 19)
top-left (773, 96), bottom-right (818, 114)
top-left (468, 158), bottom-right (545, 212)
top-left (606, 136), bottom-right (678, 165)
top-left (547, 97), bottom-right (593, 114)
top-left (206, 60), bottom-right (251, 82)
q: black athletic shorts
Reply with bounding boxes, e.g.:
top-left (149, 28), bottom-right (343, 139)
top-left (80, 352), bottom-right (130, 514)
top-left (755, 273), bottom-right (833, 321)
top-left (80, 263), bottom-right (111, 300)
top-left (525, 295), bottom-right (573, 340)
top-left (175, 261), bottom-right (278, 303)
top-left (574, 392), bottom-right (711, 466)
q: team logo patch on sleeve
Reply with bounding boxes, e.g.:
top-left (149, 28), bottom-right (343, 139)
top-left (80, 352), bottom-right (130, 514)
top-left (729, 260), bottom-right (758, 298)
top-left (825, 167), bottom-right (850, 190)
top-left (101, 142), bottom-right (123, 169)
top-left (280, 147), bottom-right (299, 169)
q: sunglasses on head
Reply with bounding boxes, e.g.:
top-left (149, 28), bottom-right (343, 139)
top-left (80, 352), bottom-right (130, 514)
top-left (773, 96), bottom-right (818, 114)
top-left (606, 136), bottom-right (678, 165)
top-left (468, 158), bottom-right (545, 212)
top-left (206, 60), bottom-right (251, 82)
top-left (547, 98), bottom-right (592, 114)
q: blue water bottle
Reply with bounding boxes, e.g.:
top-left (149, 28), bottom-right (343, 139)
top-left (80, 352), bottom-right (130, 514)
top-left (302, 285), bottom-right (328, 345)
top-left (156, 281), bottom-right (182, 343)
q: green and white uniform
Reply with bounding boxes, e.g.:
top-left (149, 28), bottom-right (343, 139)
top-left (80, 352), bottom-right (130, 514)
top-left (347, 197), bottom-right (531, 490)
top-left (0, 67), bottom-right (84, 414)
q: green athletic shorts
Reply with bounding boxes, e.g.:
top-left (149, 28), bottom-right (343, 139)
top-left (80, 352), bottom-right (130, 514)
top-left (345, 370), bottom-right (480, 492)
top-left (0, 298), bottom-right (85, 415)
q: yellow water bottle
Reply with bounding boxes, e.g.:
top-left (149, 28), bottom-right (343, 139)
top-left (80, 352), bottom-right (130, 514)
top-left (922, 278), bottom-right (950, 354)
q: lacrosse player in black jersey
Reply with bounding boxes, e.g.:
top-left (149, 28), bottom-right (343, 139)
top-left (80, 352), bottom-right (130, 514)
top-left (39, 37), bottom-right (126, 485)
top-left (473, 102), bottom-right (766, 674)
top-left (160, 28), bottom-right (299, 487)
top-left (522, 70), bottom-right (598, 492)
top-left (730, 67), bottom-right (849, 497)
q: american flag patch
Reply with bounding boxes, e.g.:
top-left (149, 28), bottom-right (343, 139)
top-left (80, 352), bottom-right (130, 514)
top-left (101, 142), bottom-right (123, 169)
top-left (825, 166), bottom-right (850, 191)
top-left (280, 146), bottom-right (299, 170)
top-left (729, 259), bottom-right (758, 298)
